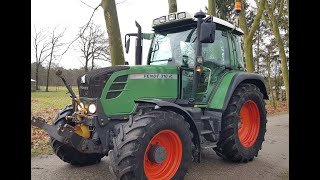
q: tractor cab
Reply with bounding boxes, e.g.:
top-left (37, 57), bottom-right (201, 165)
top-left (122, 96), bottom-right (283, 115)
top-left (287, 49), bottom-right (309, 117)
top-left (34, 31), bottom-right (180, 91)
top-left (148, 12), bottom-right (244, 69)
top-left (126, 11), bottom-right (245, 104)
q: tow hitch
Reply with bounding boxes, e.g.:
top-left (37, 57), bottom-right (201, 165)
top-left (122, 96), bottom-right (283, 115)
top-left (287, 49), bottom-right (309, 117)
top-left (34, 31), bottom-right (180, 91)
top-left (31, 117), bottom-right (103, 154)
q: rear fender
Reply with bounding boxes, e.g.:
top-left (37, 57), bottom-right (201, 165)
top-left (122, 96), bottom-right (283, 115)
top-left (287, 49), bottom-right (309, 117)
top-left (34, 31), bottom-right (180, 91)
top-left (222, 73), bottom-right (269, 111)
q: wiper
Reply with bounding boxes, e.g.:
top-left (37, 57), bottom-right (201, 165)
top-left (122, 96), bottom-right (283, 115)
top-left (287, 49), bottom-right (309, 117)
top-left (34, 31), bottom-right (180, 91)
top-left (152, 58), bottom-right (173, 62)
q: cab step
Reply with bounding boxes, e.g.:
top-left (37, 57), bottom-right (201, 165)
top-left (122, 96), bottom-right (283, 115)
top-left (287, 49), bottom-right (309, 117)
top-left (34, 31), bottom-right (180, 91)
top-left (201, 116), bottom-right (211, 121)
top-left (201, 141), bottom-right (217, 149)
top-left (200, 130), bottom-right (213, 135)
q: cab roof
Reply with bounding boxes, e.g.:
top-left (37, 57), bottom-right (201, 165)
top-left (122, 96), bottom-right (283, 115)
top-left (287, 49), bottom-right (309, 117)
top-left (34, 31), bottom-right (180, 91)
top-left (152, 11), bottom-right (244, 35)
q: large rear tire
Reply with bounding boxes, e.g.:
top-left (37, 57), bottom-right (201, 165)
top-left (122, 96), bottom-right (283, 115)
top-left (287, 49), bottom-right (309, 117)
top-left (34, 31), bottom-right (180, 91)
top-left (50, 105), bottom-right (104, 166)
top-left (215, 83), bottom-right (267, 162)
top-left (108, 110), bottom-right (193, 180)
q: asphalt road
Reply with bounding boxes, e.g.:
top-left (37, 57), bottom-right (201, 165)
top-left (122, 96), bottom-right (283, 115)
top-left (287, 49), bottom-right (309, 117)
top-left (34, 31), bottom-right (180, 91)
top-left (31, 113), bottom-right (289, 180)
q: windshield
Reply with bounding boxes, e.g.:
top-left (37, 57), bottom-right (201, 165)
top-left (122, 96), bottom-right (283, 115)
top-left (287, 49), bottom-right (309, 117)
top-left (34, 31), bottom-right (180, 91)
top-left (149, 28), bottom-right (230, 67)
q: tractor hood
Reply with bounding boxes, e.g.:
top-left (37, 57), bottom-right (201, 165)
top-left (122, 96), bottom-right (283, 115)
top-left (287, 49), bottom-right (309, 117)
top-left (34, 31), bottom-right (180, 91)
top-left (78, 65), bottom-right (179, 116)
top-left (100, 65), bottom-right (179, 116)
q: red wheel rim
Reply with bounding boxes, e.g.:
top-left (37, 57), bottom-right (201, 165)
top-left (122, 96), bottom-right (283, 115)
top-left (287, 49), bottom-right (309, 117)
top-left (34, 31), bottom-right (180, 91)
top-left (238, 100), bottom-right (260, 148)
top-left (144, 129), bottom-right (182, 180)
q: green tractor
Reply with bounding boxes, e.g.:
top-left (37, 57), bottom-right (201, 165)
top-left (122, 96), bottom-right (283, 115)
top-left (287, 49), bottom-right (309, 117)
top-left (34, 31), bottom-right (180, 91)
top-left (32, 9), bottom-right (268, 180)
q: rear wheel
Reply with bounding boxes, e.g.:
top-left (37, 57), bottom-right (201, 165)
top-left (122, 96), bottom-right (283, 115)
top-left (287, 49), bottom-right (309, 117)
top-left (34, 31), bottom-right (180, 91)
top-left (50, 105), bottom-right (104, 166)
top-left (215, 83), bottom-right (267, 162)
top-left (108, 110), bottom-right (193, 180)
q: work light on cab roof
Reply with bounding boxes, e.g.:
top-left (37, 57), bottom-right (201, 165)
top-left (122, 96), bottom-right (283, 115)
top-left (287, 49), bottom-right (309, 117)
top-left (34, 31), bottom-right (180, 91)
top-left (152, 12), bottom-right (192, 27)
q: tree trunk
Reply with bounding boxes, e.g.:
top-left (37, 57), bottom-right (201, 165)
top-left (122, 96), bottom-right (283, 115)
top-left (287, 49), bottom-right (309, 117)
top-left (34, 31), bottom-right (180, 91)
top-left (45, 60), bottom-right (52, 92)
top-left (266, 56), bottom-right (276, 109)
top-left (239, 0), bottom-right (266, 73)
top-left (168, 0), bottom-right (177, 13)
top-left (35, 64), bottom-right (40, 90)
top-left (272, 28), bottom-right (289, 108)
top-left (46, 49), bottom-right (54, 92)
top-left (274, 65), bottom-right (279, 100)
top-left (85, 58), bottom-right (89, 72)
top-left (244, 39), bottom-right (254, 72)
top-left (287, 0), bottom-right (289, 15)
top-left (220, 1), bottom-right (227, 20)
top-left (256, 28), bottom-right (260, 72)
top-left (101, 0), bottom-right (124, 66)
top-left (208, 0), bottom-right (216, 16)
top-left (91, 58), bottom-right (94, 70)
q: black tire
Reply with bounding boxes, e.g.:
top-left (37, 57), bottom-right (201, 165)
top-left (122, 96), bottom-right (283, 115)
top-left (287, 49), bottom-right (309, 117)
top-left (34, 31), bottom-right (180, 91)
top-left (215, 83), bottom-right (267, 162)
top-left (108, 110), bottom-right (193, 180)
top-left (50, 105), bottom-right (104, 166)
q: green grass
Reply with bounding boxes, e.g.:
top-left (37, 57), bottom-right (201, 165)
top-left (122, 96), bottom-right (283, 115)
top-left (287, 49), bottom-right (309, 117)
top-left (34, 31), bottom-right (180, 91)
top-left (31, 86), bottom-right (79, 112)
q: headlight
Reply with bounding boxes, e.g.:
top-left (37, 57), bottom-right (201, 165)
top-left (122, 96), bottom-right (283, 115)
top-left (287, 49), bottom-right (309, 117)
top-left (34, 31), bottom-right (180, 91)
top-left (77, 102), bottom-right (84, 110)
top-left (88, 104), bottom-right (97, 114)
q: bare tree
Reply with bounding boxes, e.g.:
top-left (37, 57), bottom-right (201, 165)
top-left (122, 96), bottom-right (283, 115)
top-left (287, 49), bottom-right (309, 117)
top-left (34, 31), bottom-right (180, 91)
top-left (45, 26), bottom-right (67, 92)
top-left (32, 26), bottom-right (51, 90)
top-left (76, 23), bottom-right (110, 72)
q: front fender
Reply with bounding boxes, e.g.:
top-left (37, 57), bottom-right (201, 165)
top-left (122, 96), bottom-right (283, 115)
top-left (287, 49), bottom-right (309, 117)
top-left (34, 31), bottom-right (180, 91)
top-left (134, 99), bottom-right (201, 156)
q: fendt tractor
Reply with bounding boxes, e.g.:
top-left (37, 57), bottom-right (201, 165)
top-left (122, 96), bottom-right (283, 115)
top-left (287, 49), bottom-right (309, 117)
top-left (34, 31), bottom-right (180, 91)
top-left (32, 4), bottom-right (268, 180)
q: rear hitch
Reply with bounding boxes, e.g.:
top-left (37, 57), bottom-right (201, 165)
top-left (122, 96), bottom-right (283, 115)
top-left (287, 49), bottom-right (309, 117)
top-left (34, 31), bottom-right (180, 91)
top-left (31, 116), bottom-right (103, 154)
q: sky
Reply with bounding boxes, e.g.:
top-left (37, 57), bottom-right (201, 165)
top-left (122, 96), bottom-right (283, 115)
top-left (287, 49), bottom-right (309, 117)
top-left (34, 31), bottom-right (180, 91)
top-left (31, 0), bottom-right (255, 69)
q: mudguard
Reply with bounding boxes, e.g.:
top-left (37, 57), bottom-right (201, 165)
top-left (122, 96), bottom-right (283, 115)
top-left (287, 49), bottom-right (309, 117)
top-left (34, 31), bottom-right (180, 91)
top-left (134, 99), bottom-right (201, 158)
top-left (222, 72), bottom-right (269, 110)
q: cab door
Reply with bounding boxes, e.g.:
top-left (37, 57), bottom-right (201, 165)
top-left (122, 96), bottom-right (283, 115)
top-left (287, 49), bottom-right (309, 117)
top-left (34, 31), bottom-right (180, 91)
top-left (180, 30), bottom-right (231, 105)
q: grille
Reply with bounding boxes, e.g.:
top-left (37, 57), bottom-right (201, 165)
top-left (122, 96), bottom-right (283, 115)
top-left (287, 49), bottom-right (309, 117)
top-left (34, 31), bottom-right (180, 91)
top-left (106, 74), bottom-right (128, 99)
top-left (77, 66), bottom-right (129, 98)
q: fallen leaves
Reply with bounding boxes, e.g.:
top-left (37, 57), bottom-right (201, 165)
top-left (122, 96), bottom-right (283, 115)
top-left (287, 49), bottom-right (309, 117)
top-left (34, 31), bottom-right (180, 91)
top-left (266, 101), bottom-right (288, 115)
top-left (31, 108), bottom-right (59, 156)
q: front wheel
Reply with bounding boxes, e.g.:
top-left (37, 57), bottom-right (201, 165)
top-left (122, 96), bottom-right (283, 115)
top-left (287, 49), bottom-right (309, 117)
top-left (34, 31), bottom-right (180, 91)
top-left (215, 83), bottom-right (267, 162)
top-left (50, 105), bottom-right (104, 166)
top-left (108, 110), bottom-right (193, 180)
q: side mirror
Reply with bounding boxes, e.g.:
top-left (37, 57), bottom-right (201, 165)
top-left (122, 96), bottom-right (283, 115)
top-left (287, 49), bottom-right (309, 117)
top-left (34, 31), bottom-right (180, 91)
top-left (200, 22), bottom-right (216, 43)
top-left (125, 37), bottom-right (130, 54)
